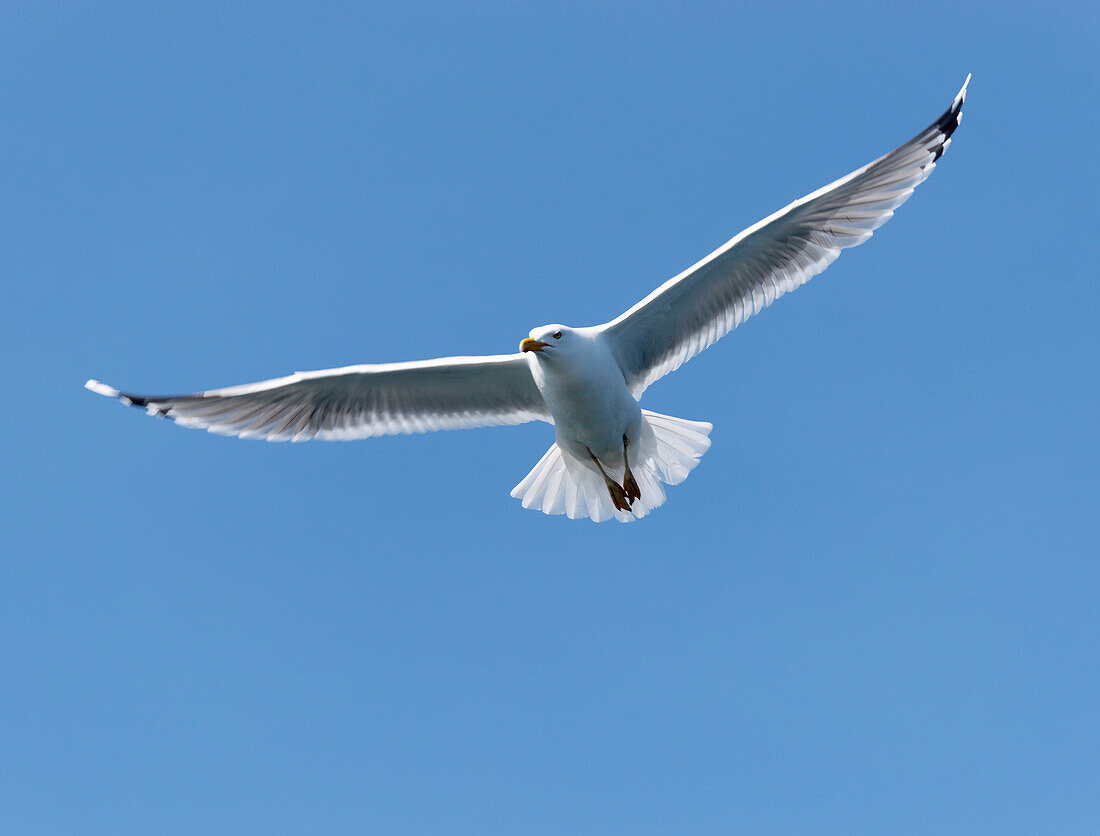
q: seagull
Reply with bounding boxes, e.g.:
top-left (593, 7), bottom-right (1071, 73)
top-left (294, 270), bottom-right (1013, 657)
top-left (87, 76), bottom-right (969, 522)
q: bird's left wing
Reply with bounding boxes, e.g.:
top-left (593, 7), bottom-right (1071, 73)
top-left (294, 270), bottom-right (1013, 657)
top-left (600, 76), bottom-right (969, 397)
top-left (85, 353), bottom-right (550, 441)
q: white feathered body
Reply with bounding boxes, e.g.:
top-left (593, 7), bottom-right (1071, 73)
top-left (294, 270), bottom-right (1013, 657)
top-left (526, 330), bottom-right (641, 471)
top-left (514, 329), bottom-right (713, 522)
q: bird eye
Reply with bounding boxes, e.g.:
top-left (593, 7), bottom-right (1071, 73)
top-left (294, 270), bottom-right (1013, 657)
top-left (553, 331), bottom-right (562, 339)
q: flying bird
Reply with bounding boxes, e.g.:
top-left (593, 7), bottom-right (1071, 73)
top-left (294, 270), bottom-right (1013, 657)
top-left (87, 76), bottom-right (970, 522)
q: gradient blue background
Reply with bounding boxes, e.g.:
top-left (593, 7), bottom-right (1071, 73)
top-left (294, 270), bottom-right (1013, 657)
top-left (3, 2), bottom-right (1097, 832)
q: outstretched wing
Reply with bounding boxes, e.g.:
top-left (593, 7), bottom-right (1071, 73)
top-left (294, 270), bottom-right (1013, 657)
top-left (600, 76), bottom-right (970, 397)
top-left (86, 353), bottom-right (549, 441)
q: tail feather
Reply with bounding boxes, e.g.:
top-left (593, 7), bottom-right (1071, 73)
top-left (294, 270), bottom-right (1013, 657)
top-left (644, 411), bottom-right (712, 486)
top-left (510, 410), bottom-right (712, 522)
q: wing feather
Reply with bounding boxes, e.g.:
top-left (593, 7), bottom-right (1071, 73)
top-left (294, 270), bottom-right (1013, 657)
top-left (85, 353), bottom-right (549, 441)
top-left (601, 76), bottom-right (969, 396)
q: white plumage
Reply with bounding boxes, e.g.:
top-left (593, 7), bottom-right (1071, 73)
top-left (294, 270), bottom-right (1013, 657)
top-left (87, 76), bottom-right (969, 522)
top-left (88, 355), bottom-right (547, 441)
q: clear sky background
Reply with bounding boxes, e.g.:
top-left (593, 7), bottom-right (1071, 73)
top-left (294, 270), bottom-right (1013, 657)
top-left (2, 1), bottom-right (1098, 833)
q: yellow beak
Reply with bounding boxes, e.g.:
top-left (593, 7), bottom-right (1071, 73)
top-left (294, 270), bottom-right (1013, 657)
top-left (520, 338), bottom-right (549, 353)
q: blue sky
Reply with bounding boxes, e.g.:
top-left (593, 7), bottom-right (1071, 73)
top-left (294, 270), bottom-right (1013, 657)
top-left (2, 1), bottom-right (1098, 832)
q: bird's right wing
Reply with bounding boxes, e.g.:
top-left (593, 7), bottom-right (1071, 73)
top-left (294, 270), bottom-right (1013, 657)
top-left (86, 353), bottom-right (550, 441)
top-left (600, 76), bottom-right (969, 397)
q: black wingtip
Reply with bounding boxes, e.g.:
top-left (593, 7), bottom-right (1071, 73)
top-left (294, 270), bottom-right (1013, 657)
top-left (930, 74), bottom-right (970, 162)
top-left (119, 392), bottom-right (175, 417)
top-left (85, 379), bottom-right (168, 413)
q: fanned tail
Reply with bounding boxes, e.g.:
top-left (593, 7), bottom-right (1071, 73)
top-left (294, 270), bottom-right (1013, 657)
top-left (510, 410), bottom-right (712, 522)
top-left (641, 410), bottom-right (713, 486)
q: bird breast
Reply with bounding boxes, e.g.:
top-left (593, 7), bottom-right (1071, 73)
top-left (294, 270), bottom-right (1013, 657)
top-left (529, 337), bottom-right (641, 462)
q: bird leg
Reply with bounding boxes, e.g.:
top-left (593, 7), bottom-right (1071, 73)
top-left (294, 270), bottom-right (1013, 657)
top-left (622, 434), bottom-right (641, 503)
top-left (588, 448), bottom-right (632, 512)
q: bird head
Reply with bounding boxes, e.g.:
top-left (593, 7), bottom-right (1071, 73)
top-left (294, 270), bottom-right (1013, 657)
top-left (520, 325), bottom-right (572, 356)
